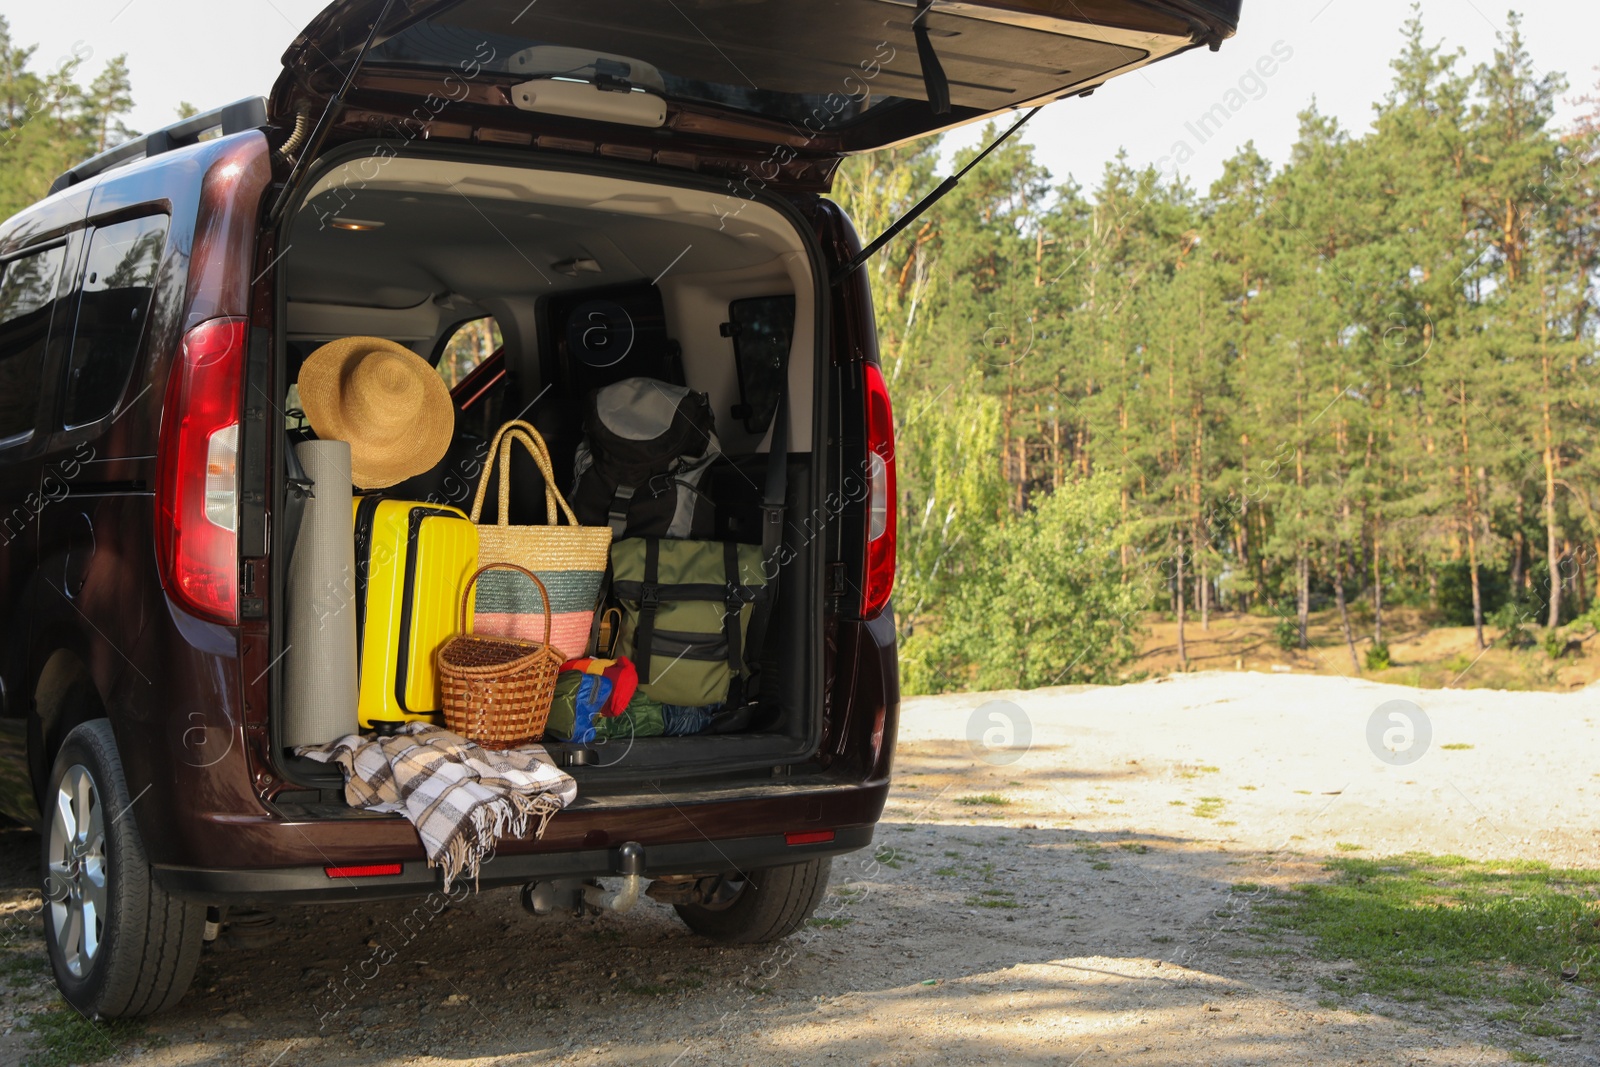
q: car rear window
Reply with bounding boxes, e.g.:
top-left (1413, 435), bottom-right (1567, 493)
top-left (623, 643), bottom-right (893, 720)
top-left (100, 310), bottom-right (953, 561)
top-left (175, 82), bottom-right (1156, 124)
top-left (0, 243), bottom-right (68, 443)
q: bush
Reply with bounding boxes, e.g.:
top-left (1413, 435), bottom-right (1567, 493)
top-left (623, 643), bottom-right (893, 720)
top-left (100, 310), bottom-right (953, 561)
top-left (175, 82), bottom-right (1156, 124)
top-left (1542, 627), bottom-right (1567, 661)
top-left (1364, 642), bottom-right (1392, 671)
top-left (1577, 603), bottom-right (1600, 635)
top-left (1275, 617), bottom-right (1301, 651)
top-left (900, 473), bottom-right (1143, 694)
top-left (1489, 598), bottom-right (1536, 649)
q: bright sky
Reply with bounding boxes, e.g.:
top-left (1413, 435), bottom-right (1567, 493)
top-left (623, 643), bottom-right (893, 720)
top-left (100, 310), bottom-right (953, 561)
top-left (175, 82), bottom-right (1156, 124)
top-left (9, 1), bottom-right (1595, 193)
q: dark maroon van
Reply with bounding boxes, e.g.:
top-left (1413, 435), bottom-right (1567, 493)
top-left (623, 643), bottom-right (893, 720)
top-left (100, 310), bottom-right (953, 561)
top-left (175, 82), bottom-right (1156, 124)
top-left (0, 0), bottom-right (1239, 1017)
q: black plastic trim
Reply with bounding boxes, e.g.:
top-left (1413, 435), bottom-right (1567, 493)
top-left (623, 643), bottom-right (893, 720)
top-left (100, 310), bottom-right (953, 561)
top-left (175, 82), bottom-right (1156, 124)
top-left (151, 825), bottom-right (873, 905)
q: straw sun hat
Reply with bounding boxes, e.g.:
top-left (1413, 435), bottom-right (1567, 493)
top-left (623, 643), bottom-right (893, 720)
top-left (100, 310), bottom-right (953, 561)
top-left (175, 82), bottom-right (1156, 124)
top-left (298, 337), bottom-right (455, 489)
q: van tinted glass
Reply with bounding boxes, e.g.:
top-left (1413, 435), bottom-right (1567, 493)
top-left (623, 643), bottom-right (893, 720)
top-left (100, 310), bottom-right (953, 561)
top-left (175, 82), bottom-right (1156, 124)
top-left (727, 295), bottom-right (793, 435)
top-left (0, 244), bottom-right (68, 442)
top-left (64, 216), bottom-right (168, 427)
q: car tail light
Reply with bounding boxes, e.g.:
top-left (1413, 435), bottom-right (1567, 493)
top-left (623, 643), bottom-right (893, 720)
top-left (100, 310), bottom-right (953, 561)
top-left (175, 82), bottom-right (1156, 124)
top-left (324, 864), bottom-right (404, 879)
top-left (155, 317), bottom-right (247, 625)
top-left (861, 362), bottom-right (896, 618)
top-left (785, 829), bottom-right (835, 846)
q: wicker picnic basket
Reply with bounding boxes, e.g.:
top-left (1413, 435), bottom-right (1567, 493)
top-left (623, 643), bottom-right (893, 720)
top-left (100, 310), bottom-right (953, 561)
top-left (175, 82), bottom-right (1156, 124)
top-left (437, 563), bottom-right (565, 748)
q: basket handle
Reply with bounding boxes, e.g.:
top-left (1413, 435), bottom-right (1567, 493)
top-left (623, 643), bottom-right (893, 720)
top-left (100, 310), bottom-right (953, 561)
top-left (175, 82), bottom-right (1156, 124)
top-left (459, 562), bottom-right (553, 649)
top-left (469, 419), bottom-right (581, 529)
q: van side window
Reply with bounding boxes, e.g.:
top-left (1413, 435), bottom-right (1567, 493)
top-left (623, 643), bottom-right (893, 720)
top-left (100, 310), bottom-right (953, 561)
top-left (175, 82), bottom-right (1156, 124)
top-left (63, 216), bottom-right (169, 427)
top-left (437, 317), bottom-right (501, 388)
top-left (0, 244), bottom-right (69, 443)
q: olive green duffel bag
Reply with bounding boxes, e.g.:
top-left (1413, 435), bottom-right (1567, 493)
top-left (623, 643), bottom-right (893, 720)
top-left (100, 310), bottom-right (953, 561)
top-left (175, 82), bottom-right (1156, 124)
top-left (610, 537), bottom-right (768, 708)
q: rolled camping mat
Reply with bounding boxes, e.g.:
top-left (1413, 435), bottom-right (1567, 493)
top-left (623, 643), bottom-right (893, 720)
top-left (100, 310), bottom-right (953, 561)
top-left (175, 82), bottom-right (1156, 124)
top-left (283, 440), bottom-right (360, 748)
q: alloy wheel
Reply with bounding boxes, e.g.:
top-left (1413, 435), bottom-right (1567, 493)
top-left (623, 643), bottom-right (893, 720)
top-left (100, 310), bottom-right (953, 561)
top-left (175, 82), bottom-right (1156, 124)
top-left (47, 764), bottom-right (108, 979)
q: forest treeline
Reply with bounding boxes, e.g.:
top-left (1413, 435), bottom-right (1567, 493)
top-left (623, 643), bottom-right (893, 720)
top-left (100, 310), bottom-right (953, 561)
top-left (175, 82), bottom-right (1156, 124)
top-left (0, 17), bottom-right (141, 221)
top-left (834, 14), bottom-right (1600, 693)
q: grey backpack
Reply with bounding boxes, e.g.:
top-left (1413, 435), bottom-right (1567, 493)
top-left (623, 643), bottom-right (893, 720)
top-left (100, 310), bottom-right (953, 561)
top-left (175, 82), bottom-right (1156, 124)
top-left (570, 377), bottom-right (720, 539)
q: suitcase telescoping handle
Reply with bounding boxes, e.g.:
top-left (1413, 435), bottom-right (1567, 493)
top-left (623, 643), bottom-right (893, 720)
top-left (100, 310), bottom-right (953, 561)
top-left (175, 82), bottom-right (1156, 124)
top-left (459, 562), bottom-right (554, 649)
top-left (470, 419), bottom-right (583, 529)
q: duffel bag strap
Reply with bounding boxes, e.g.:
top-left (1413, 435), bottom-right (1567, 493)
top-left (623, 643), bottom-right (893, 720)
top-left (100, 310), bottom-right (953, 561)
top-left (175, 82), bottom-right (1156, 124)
top-left (633, 538), bottom-right (661, 683)
top-left (722, 541), bottom-right (747, 708)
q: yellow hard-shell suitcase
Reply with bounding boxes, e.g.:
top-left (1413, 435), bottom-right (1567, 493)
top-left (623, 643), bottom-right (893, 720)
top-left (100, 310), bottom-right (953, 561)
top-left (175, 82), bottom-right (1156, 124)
top-left (352, 497), bottom-right (479, 730)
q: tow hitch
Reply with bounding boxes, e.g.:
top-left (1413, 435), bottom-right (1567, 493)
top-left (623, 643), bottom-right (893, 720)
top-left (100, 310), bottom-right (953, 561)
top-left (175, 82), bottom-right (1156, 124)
top-left (520, 841), bottom-right (646, 917)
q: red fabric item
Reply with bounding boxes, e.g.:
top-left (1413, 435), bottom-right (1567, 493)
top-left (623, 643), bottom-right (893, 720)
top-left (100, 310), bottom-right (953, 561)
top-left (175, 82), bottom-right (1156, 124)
top-left (555, 656), bottom-right (637, 717)
top-left (600, 659), bottom-right (638, 716)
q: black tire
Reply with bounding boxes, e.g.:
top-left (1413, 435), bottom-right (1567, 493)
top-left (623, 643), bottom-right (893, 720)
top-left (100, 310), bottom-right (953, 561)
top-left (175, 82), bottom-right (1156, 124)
top-left (674, 858), bottom-right (830, 944)
top-left (41, 720), bottom-right (204, 1018)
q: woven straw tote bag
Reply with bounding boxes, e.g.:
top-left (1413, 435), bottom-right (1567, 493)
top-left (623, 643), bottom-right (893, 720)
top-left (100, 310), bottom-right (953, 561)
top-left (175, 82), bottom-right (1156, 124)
top-left (468, 420), bottom-right (612, 660)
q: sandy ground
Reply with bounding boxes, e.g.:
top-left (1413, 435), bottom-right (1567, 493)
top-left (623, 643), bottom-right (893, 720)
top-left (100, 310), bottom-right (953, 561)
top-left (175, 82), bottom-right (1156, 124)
top-left (1, 671), bottom-right (1597, 1066)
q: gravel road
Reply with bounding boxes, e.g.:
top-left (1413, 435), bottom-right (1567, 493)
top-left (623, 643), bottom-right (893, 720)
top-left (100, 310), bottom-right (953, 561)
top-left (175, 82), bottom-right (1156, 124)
top-left (2, 671), bottom-right (1596, 1066)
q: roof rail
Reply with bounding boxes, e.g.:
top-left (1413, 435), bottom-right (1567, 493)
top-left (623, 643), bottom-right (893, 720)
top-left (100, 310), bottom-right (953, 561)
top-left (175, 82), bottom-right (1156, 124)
top-left (48, 97), bottom-right (269, 196)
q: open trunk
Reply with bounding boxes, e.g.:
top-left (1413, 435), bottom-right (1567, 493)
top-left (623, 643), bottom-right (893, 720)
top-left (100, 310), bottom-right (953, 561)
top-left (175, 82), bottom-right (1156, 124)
top-left (267, 145), bottom-right (828, 792)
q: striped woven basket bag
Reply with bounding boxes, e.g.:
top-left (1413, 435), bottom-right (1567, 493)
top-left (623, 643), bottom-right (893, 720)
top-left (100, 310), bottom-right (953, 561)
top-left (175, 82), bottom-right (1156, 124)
top-left (468, 420), bottom-right (613, 662)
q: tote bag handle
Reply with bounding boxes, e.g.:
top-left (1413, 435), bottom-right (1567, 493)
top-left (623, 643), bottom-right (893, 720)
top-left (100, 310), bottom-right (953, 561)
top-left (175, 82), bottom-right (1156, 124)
top-left (469, 419), bottom-right (582, 529)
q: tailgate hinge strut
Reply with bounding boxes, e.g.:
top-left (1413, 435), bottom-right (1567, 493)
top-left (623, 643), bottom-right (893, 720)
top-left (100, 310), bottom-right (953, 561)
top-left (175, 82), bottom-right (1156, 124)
top-left (832, 105), bottom-right (1041, 284)
top-left (266, 0), bottom-right (400, 226)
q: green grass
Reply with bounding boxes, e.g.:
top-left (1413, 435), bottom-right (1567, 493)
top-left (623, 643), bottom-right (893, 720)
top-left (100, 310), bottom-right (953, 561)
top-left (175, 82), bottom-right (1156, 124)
top-left (874, 845), bottom-right (911, 869)
top-left (806, 917), bottom-right (854, 929)
top-left (1192, 797), bottom-right (1226, 819)
top-left (934, 866), bottom-right (960, 877)
top-left (1441, 743), bottom-right (1476, 751)
top-left (22, 1004), bottom-right (150, 1067)
top-left (1090, 861), bottom-right (1113, 871)
top-left (1257, 853), bottom-right (1600, 1013)
top-left (966, 895), bottom-right (1022, 909)
top-left (955, 794), bottom-right (1010, 807)
top-left (1335, 842), bottom-right (1365, 852)
top-left (2, 949), bottom-right (48, 986)
top-left (1118, 842), bottom-right (1151, 854)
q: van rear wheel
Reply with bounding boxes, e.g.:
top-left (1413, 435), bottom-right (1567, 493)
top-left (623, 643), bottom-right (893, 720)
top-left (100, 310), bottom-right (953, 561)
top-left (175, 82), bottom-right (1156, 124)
top-left (42, 720), bottom-right (205, 1017)
top-left (673, 858), bottom-right (829, 944)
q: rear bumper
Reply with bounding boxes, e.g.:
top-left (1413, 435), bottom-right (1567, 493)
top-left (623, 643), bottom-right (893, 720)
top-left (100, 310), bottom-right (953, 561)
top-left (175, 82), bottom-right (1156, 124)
top-left (151, 824), bottom-right (874, 905)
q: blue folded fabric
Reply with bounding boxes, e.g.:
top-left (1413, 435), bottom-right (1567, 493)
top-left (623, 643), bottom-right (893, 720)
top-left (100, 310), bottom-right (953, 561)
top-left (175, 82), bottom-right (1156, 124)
top-left (661, 703), bottom-right (722, 736)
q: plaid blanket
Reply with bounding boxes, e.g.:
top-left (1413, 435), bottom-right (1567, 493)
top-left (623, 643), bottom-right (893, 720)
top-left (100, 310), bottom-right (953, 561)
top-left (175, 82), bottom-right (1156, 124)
top-left (296, 723), bottom-right (577, 891)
